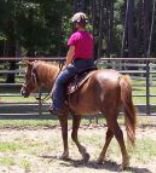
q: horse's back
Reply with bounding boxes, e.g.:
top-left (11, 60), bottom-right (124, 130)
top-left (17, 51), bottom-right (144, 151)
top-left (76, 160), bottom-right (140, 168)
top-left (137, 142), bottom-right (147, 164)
top-left (70, 69), bottom-right (122, 115)
top-left (89, 69), bottom-right (122, 92)
top-left (94, 69), bottom-right (121, 83)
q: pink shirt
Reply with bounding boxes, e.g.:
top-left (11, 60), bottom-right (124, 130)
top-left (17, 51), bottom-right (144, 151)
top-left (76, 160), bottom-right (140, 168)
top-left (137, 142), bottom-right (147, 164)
top-left (67, 31), bottom-right (93, 59)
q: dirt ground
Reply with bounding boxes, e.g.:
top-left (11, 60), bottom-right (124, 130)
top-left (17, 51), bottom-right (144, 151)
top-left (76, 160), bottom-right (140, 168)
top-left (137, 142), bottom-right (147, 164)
top-left (0, 124), bottom-right (155, 173)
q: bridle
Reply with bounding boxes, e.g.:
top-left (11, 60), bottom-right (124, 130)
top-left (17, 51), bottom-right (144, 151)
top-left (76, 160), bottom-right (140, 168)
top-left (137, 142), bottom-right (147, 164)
top-left (21, 62), bottom-right (46, 101)
top-left (30, 63), bottom-right (51, 102)
top-left (31, 66), bottom-right (39, 86)
top-left (23, 63), bottom-right (39, 87)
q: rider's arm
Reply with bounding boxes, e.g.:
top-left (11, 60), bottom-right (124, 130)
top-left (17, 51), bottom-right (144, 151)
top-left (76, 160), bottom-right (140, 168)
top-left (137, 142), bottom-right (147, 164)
top-left (64, 45), bottom-right (75, 67)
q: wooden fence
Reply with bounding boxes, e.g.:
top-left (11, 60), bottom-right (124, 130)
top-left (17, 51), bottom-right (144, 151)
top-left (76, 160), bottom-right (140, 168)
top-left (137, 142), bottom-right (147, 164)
top-left (0, 57), bottom-right (156, 118)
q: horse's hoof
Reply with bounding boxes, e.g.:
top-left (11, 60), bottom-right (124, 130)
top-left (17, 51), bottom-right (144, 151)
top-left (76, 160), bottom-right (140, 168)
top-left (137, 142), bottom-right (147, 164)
top-left (83, 153), bottom-right (90, 163)
top-left (118, 163), bottom-right (129, 171)
top-left (117, 166), bottom-right (122, 172)
top-left (118, 165), bottom-right (126, 172)
top-left (122, 157), bottom-right (129, 170)
top-left (97, 158), bottom-right (103, 164)
top-left (59, 151), bottom-right (69, 160)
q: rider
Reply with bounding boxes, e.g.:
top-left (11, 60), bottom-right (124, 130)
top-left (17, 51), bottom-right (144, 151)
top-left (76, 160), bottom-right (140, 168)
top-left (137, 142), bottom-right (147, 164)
top-left (49, 12), bottom-right (94, 115)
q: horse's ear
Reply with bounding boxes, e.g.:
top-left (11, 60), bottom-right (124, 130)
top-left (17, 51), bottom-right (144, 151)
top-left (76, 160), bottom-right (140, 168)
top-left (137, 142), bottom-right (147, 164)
top-left (22, 59), bottom-right (33, 67)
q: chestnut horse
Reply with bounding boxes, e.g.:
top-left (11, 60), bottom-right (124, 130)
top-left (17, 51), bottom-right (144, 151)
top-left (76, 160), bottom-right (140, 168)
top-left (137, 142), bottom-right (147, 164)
top-left (21, 60), bottom-right (136, 169)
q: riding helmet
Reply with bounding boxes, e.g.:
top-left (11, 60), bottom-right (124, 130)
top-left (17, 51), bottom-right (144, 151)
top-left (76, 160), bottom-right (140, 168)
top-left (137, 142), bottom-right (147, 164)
top-left (71, 12), bottom-right (88, 24)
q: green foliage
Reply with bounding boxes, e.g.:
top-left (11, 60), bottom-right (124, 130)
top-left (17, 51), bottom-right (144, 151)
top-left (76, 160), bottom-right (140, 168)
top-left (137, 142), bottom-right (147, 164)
top-left (0, 0), bottom-right (155, 57)
top-left (0, 0), bottom-right (72, 56)
top-left (0, 33), bottom-right (6, 41)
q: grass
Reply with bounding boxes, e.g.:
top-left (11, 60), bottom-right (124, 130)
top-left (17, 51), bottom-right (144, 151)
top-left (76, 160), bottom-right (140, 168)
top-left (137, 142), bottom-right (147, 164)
top-left (133, 139), bottom-right (156, 162)
top-left (133, 85), bottom-right (156, 104)
top-left (19, 159), bottom-right (31, 171)
top-left (1, 96), bottom-right (38, 103)
top-left (0, 142), bottom-right (24, 152)
top-left (76, 124), bottom-right (156, 163)
top-left (0, 157), bottom-right (15, 166)
top-left (0, 126), bottom-right (155, 172)
top-left (0, 137), bottom-right (155, 163)
top-left (0, 116), bottom-right (155, 172)
top-left (107, 138), bottom-right (156, 163)
top-left (0, 115), bottom-right (154, 129)
top-left (0, 119), bottom-right (59, 129)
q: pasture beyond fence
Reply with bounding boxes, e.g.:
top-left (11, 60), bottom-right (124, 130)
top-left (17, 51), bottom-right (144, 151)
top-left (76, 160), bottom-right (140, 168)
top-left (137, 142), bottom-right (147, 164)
top-left (0, 57), bottom-right (156, 117)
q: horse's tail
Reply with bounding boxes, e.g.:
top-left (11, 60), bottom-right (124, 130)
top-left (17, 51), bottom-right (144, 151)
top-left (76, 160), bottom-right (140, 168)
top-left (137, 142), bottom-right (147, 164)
top-left (119, 75), bottom-right (136, 146)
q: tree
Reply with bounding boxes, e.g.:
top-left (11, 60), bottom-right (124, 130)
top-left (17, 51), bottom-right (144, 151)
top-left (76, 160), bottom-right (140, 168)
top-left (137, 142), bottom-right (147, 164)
top-left (0, 0), bottom-right (72, 83)
top-left (0, 0), bottom-right (156, 65)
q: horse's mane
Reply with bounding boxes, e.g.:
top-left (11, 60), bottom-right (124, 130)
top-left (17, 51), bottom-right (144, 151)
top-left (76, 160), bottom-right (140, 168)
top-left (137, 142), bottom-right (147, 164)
top-left (36, 60), bottom-right (60, 69)
top-left (33, 60), bottom-right (60, 89)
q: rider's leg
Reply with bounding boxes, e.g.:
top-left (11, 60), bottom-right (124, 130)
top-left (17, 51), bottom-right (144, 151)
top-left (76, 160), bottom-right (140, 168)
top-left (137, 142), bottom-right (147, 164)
top-left (50, 64), bottom-right (78, 111)
top-left (49, 59), bottom-right (95, 115)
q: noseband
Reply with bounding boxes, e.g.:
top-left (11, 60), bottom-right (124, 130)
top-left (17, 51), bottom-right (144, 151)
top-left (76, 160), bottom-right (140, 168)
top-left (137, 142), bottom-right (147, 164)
top-left (22, 63), bottom-right (40, 93)
top-left (31, 66), bottom-right (40, 86)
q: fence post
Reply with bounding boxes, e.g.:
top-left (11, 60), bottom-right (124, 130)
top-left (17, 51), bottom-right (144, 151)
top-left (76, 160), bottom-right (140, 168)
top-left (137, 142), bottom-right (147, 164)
top-left (38, 89), bottom-right (42, 116)
top-left (146, 61), bottom-right (151, 115)
top-left (149, 63), bottom-right (153, 86)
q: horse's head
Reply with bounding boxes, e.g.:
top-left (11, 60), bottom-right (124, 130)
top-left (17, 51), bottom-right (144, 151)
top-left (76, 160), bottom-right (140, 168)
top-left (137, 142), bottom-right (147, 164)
top-left (21, 61), bottom-right (39, 97)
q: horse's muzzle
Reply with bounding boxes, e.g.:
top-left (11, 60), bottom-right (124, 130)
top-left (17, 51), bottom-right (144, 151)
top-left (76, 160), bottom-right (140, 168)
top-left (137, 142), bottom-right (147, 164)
top-left (20, 86), bottom-right (29, 97)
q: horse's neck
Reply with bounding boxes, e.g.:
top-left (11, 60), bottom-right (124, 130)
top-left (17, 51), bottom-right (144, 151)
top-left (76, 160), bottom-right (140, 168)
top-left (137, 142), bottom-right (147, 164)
top-left (38, 63), bottom-right (60, 90)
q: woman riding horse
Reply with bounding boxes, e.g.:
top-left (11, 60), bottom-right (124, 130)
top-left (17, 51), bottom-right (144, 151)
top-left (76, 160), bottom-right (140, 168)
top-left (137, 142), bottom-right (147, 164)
top-left (21, 12), bottom-right (137, 170)
top-left (49, 12), bottom-right (95, 115)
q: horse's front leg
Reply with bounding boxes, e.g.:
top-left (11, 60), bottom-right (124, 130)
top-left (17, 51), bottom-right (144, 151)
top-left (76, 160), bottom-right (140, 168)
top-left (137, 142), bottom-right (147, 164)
top-left (58, 113), bottom-right (69, 159)
top-left (71, 115), bottom-right (90, 162)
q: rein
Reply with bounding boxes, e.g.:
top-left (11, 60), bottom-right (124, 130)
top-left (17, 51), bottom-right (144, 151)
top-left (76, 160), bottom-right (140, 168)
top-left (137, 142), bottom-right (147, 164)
top-left (35, 91), bottom-right (51, 102)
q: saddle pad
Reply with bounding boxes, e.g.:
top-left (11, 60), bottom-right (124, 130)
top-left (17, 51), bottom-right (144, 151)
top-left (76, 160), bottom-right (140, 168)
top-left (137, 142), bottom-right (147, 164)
top-left (67, 70), bottom-right (96, 95)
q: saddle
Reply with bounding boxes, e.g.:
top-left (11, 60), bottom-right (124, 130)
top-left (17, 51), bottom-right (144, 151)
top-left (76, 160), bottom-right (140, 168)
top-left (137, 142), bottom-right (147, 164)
top-left (67, 66), bottom-right (97, 95)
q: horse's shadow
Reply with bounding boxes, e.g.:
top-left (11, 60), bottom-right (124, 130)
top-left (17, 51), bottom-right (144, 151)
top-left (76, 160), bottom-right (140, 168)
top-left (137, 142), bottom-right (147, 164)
top-left (40, 155), bottom-right (152, 173)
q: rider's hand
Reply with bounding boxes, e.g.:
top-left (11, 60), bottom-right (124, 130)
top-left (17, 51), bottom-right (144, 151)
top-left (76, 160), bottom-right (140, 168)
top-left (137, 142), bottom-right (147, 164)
top-left (62, 65), bottom-right (67, 71)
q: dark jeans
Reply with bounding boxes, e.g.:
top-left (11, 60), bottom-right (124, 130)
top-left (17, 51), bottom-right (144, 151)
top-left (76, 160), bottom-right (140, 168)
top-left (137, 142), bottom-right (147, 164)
top-left (51, 59), bottom-right (94, 110)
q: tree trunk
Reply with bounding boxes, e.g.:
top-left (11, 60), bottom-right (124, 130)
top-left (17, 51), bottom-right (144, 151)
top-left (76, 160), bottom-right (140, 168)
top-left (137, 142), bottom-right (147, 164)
top-left (6, 41), bottom-right (16, 83)
top-left (127, 0), bottom-right (135, 57)
top-left (143, 0), bottom-right (151, 57)
top-left (92, 0), bottom-right (100, 60)
top-left (97, 0), bottom-right (104, 58)
top-left (147, 0), bottom-right (156, 57)
top-left (6, 61), bottom-right (16, 83)
top-left (73, 0), bottom-right (85, 12)
top-left (5, 1), bottom-right (17, 83)
top-left (121, 0), bottom-right (128, 57)
top-left (108, 0), bottom-right (114, 57)
top-left (136, 0), bottom-right (144, 57)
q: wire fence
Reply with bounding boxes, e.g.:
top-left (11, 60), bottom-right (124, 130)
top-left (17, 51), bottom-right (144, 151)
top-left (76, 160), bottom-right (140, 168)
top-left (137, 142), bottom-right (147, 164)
top-left (0, 57), bottom-right (156, 118)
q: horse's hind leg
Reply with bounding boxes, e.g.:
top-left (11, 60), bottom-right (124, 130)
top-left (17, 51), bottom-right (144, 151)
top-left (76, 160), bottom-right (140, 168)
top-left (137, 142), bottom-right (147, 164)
top-left (97, 128), bottom-right (114, 163)
top-left (108, 118), bottom-right (129, 170)
top-left (71, 115), bottom-right (90, 162)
